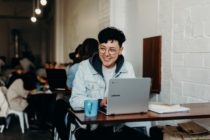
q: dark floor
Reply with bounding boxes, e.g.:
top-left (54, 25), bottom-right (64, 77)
top-left (0, 117), bottom-right (53, 140)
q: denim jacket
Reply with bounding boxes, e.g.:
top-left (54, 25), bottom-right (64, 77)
top-left (66, 63), bottom-right (79, 89)
top-left (69, 54), bottom-right (135, 108)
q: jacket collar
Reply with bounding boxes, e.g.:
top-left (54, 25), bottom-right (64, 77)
top-left (89, 53), bottom-right (125, 77)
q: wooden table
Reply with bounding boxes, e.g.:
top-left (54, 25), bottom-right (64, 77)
top-left (70, 103), bottom-right (210, 125)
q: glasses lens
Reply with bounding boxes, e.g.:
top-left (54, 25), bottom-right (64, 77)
top-left (109, 49), bottom-right (117, 55)
top-left (99, 47), bottom-right (106, 54)
top-left (99, 45), bottom-right (118, 55)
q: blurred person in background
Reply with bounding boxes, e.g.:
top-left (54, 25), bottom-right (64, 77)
top-left (54, 38), bottom-right (98, 140)
top-left (66, 44), bottom-right (83, 90)
top-left (6, 72), bottom-right (36, 116)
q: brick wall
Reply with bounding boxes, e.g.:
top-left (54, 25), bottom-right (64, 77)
top-left (159, 0), bottom-right (210, 128)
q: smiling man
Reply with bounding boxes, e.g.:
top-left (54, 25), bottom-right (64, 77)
top-left (69, 27), bottom-right (148, 140)
top-left (70, 27), bottom-right (135, 109)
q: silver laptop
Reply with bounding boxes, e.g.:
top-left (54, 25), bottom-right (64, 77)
top-left (100, 78), bottom-right (151, 115)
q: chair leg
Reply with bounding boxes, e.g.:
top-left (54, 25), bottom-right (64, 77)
top-left (0, 125), bottom-right (5, 133)
top-left (6, 116), bottom-right (11, 129)
top-left (69, 123), bottom-right (77, 140)
top-left (18, 112), bottom-right (25, 133)
top-left (53, 128), bottom-right (56, 140)
top-left (24, 113), bottom-right (29, 129)
top-left (72, 134), bottom-right (76, 140)
top-left (69, 124), bottom-right (72, 140)
top-left (54, 128), bottom-right (60, 140)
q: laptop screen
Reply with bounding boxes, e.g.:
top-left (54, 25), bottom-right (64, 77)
top-left (46, 69), bottom-right (68, 90)
top-left (103, 78), bottom-right (151, 115)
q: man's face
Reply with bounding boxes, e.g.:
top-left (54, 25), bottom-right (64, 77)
top-left (99, 40), bottom-right (123, 68)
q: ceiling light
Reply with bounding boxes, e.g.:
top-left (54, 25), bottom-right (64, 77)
top-left (31, 0), bottom-right (37, 23)
top-left (35, 8), bottom-right (41, 15)
top-left (35, 0), bottom-right (41, 15)
top-left (31, 16), bottom-right (37, 23)
top-left (40, 0), bottom-right (47, 6)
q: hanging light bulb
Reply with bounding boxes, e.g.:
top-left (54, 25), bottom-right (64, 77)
top-left (31, 16), bottom-right (37, 22)
top-left (35, 0), bottom-right (41, 15)
top-left (35, 8), bottom-right (41, 15)
top-left (31, 0), bottom-right (37, 23)
top-left (40, 0), bottom-right (47, 6)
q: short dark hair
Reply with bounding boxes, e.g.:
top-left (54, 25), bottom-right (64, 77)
top-left (98, 27), bottom-right (126, 47)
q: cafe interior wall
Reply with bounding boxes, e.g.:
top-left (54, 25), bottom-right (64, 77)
top-left (0, 1), bottom-right (54, 66)
top-left (55, 0), bottom-right (100, 64)
top-left (157, 0), bottom-right (210, 128)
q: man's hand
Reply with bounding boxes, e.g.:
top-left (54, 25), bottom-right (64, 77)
top-left (100, 97), bottom-right (107, 107)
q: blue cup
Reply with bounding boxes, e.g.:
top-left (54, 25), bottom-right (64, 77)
top-left (84, 99), bottom-right (98, 117)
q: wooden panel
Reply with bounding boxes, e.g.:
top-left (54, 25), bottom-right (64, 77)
top-left (143, 36), bottom-right (161, 94)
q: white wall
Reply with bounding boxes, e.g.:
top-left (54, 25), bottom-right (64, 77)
top-left (158, 0), bottom-right (210, 103)
top-left (127, 0), bottom-right (159, 77)
top-left (109, 0), bottom-right (159, 77)
top-left (155, 0), bottom-right (210, 127)
top-left (121, 0), bottom-right (210, 127)
top-left (166, 0), bottom-right (210, 103)
top-left (55, 0), bottom-right (100, 63)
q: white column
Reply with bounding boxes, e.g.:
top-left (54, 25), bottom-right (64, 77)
top-left (55, 0), bottom-right (64, 63)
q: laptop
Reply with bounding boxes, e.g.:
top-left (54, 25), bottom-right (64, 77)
top-left (46, 69), bottom-right (68, 91)
top-left (100, 78), bottom-right (151, 115)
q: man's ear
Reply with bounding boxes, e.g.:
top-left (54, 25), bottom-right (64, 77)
top-left (119, 47), bottom-right (123, 55)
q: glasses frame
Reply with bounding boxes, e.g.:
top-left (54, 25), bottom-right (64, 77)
top-left (99, 45), bottom-right (120, 55)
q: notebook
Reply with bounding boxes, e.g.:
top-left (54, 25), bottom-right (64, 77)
top-left (149, 103), bottom-right (190, 114)
top-left (99, 78), bottom-right (151, 115)
top-left (46, 69), bottom-right (68, 91)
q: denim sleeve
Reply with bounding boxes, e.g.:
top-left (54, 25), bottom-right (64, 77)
top-left (66, 64), bottom-right (79, 89)
top-left (69, 62), bottom-right (90, 108)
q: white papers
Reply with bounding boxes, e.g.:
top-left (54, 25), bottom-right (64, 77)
top-left (149, 102), bottom-right (190, 114)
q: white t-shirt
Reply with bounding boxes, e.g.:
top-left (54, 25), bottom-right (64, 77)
top-left (102, 65), bottom-right (116, 96)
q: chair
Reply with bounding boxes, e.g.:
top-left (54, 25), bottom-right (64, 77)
top-left (53, 111), bottom-right (77, 140)
top-left (54, 127), bottom-right (61, 140)
top-left (6, 109), bottom-right (29, 133)
top-left (0, 86), bottom-right (29, 133)
top-left (68, 122), bottom-right (76, 140)
top-left (0, 117), bottom-right (6, 133)
top-left (0, 125), bottom-right (5, 133)
top-left (0, 86), bottom-right (8, 133)
top-left (125, 121), bottom-right (151, 136)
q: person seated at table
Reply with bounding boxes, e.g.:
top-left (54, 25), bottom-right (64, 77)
top-left (66, 38), bottom-right (99, 90)
top-left (54, 38), bottom-right (98, 140)
top-left (7, 71), bottom-right (54, 130)
top-left (69, 27), bottom-right (150, 140)
top-left (6, 65), bottom-right (24, 88)
top-left (36, 75), bottom-right (48, 92)
top-left (66, 44), bottom-right (83, 90)
top-left (6, 72), bottom-right (36, 116)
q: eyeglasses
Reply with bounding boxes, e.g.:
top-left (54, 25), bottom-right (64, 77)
top-left (99, 46), bottom-right (118, 55)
